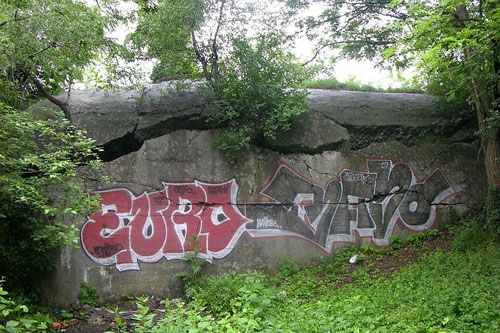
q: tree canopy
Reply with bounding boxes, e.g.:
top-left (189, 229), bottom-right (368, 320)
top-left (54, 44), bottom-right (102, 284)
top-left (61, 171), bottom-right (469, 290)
top-left (0, 0), bottom-right (123, 118)
top-left (0, 0), bottom-right (114, 296)
top-left (299, 0), bottom-right (500, 210)
top-left (129, 0), bottom-right (311, 161)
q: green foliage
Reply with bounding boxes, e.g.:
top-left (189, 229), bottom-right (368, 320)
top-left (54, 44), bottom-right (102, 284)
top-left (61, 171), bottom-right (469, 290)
top-left (0, 0), bottom-right (124, 109)
top-left (388, 234), bottom-right (403, 250)
top-left (0, 281), bottom-right (49, 332)
top-left (130, 0), bottom-right (205, 82)
top-left (0, 103), bottom-right (101, 298)
top-left (278, 260), bottom-right (300, 279)
top-left (130, 230), bottom-right (500, 332)
top-left (132, 296), bottom-right (157, 333)
top-left (78, 283), bottom-right (99, 307)
top-left (301, 77), bottom-right (424, 94)
top-left (486, 186), bottom-right (500, 231)
top-left (302, 0), bottom-right (500, 192)
top-left (187, 272), bottom-right (277, 320)
top-left (174, 235), bottom-right (207, 287)
top-left (209, 36), bottom-right (310, 162)
top-left (407, 228), bottom-right (440, 249)
top-left (131, 0), bottom-right (310, 162)
top-left (108, 306), bottom-right (127, 333)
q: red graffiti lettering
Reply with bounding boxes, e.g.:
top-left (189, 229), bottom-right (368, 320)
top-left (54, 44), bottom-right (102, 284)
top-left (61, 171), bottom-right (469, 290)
top-left (81, 180), bottom-right (251, 271)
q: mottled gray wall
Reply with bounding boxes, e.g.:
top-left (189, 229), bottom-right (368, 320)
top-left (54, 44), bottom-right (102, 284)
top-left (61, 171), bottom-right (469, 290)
top-left (33, 84), bottom-right (485, 307)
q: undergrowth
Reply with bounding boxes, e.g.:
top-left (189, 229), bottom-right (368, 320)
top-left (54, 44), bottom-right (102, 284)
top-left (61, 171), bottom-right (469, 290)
top-left (5, 214), bottom-right (500, 332)
top-left (104, 215), bottom-right (500, 332)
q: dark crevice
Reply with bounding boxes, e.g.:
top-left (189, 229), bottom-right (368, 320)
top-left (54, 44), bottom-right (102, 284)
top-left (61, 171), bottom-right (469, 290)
top-left (98, 112), bottom-right (217, 162)
top-left (98, 124), bottom-right (143, 162)
top-left (135, 113), bottom-right (215, 142)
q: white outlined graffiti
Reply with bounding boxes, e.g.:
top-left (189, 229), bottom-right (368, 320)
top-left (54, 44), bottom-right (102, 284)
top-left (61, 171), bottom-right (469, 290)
top-left (81, 180), bottom-right (251, 271)
top-left (81, 159), bottom-right (455, 271)
top-left (245, 159), bottom-right (456, 251)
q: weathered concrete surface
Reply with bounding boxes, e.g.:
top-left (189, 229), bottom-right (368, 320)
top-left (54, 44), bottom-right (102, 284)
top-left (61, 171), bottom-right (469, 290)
top-left (31, 84), bottom-right (465, 157)
top-left (264, 111), bottom-right (350, 153)
top-left (37, 85), bottom-right (485, 307)
top-left (307, 89), bottom-right (439, 127)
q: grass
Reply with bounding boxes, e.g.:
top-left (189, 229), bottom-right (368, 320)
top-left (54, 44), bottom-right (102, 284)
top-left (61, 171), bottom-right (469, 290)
top-left (4, 221), bottom-right (499, 332)
top-left (122, 224), bottom-right (500, 332)
top-left (300, 77), bottom-right (425, 94)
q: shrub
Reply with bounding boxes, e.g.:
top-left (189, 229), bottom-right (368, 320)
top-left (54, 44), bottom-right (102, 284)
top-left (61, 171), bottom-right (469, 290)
top-left (0, 280), bottom-right (49, 332)
top-left (209, 35), bottom-right (310, 163)
top-left (0, 103), bottom-right (101, 299)
top-left (78, 283), bottom-right (99, 307)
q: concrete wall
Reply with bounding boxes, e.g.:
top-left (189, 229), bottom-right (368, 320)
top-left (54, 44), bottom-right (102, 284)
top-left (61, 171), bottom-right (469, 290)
top-left (34, 84), bottom-right (485, 306)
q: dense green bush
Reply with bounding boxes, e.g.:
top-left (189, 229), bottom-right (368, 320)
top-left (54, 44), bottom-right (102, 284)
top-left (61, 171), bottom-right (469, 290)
top-left (0, 103), bottom-right (100, 298)
top-left (208, 36), bottom-right (310, 163)
top-left (0, 281), bottom-right (49, 332)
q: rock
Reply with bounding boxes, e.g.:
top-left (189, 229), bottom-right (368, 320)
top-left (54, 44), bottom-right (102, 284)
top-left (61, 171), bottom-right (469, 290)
top-left (264, 111), bottom-right (349, 153)
top-left (306, 89), bottom-right (440, 127)
top-left (30, 84), bottom-right (463, 161)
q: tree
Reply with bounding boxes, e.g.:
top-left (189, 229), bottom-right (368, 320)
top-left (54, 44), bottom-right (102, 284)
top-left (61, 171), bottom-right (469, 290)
top-left (0, 0), bottom-right (124, 118)
top-left (0, 0), bottom-right (119, 297)
top-left (0, 103), bottom-right (101, 297)
top-left (129, 0), bottom-right (311, 161)
top-left (299, 0), bottom-right (500, 217)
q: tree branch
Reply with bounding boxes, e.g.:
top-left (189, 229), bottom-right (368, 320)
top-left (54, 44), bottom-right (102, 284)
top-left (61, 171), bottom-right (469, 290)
top-left (302, 39), bottom-right (395, 66)
top-left (29, 73), bottom-right (72, 121)
top-left (210, 0), bottom-right (226, 82)
top-left (191, 29), bottom-right (210, 81)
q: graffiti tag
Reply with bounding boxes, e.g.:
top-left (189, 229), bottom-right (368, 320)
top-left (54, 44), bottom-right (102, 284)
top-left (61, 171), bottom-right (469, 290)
top-left (81, 159), bottom-right (455, 271)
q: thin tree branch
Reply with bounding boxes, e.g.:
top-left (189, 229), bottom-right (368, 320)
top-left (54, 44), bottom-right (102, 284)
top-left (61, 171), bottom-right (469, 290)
top-left (25, 43), bottom-right (58, 60)
top-left (191, 29), bottom-right (210, 81)
top-left (210, 0), bottom-right (226, 82)
top-left (301, 39), bottom-right (395, 66)
top-left (29, 73), bottom-right (72, 121)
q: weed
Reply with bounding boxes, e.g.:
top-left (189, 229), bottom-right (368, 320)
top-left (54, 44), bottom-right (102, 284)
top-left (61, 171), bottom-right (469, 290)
top-left (388, 234), bottom-right (403, 250)
top-left (108, 306), bottom-right (127, 333)
top-left (451, 214), bottom-right (492, 252)
top-left (174, 235), bottom-right (207, 288)
top-left (128, 222), bottom-right (500, 332)
top-left (0, 280), bottom-right (49, 332)
top-left (132, 296), bottom-right (156, 333)
top-left (278, 259), bottom-right (300, 279)
top-left (407, 229), bottom-right (440, 249)
top-left (78, 282), bottom-right (99, 307)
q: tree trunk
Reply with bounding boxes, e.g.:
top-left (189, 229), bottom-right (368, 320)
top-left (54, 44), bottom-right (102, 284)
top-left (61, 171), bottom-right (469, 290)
top-left (469, 78), bottom-right (500, 191)
top-left (457, 5), bottom-right (500, 194)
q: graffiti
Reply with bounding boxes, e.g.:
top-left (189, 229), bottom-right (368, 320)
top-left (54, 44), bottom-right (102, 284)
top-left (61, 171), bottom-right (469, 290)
top-left (81, 180), bottom-right (251, 271)
top-left (81, 159), bottom-right (455, 271)
top-left (245, 159), bottom-right (455, 251)
top-left (256, 217), bottom-right (281, 229)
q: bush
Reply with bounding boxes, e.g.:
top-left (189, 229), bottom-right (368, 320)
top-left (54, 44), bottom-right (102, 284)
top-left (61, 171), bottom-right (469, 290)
top-left (0, 280), bottom-right (49, 332)
top-left (209, 35), bottom-right (310, 163)
top-left (186, 272), bottom-right (277, 319)
top-left (0, 103), bottom-right (100, 298)
top-left (78, 283), bottom-right (99, 307)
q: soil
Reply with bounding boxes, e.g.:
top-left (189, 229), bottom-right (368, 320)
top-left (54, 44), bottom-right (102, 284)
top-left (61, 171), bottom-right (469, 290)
top-left (54, 233), bottom-right (454, 332)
